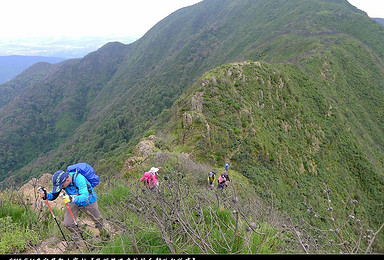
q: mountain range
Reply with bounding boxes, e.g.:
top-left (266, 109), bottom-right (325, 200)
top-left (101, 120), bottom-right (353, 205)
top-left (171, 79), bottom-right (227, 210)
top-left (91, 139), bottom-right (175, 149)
top-left (0, 36), bottom-right (139, 58)
top-left (0, 0), bottom-right (383, 252)
top-left (374, 18), bottom-right (384, 26)
top-left (0, 55), bottom-right (67, 84)
top-left (0, 36), bottom-right (139, 84)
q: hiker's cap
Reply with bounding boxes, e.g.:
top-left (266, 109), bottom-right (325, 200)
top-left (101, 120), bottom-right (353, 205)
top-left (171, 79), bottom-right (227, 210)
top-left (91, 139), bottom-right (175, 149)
top-left (149, 167), bottom-right (159, 174)
top-left (52, 170), bottom-right (69, 193)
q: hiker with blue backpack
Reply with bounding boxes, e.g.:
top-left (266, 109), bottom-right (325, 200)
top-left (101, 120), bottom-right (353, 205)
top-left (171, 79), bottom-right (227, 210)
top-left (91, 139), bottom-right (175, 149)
top-left (39, 163), bottom-right (108, 244)
top-left (223, 163), bottom-right (231, 183)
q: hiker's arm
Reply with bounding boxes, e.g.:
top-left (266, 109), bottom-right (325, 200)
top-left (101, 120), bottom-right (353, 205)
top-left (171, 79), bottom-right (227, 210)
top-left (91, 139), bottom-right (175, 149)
top-left (46, 192), bottom-right (60, 201)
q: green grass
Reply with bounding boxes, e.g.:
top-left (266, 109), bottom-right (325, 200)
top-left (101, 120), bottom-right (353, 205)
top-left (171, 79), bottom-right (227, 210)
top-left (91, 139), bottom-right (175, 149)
top-left (165, 60), bottom-right (384, 251)
top-left (0, 216), bottom-right (39, 253)
top-left (0, 193), bottom-right (40, 253)
top-left (1, 0), bottom-right (384, 253)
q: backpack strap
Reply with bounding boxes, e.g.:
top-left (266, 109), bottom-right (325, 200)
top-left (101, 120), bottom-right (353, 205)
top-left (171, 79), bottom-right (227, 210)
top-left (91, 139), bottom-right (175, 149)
top-left (70, 170), bottom-right (79, 192)
top-left (71, 170), bottom-right (92, 194)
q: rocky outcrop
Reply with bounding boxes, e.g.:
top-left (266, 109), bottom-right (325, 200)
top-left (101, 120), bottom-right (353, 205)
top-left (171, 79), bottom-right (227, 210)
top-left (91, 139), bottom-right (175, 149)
top-left (19, 172), bottom-right (63, 211)
top-left (121, 135), bottom-right (157, 174)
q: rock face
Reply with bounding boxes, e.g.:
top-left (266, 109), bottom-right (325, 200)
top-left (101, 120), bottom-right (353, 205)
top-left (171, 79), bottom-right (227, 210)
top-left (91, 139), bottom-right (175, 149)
top-left (121, 135), bottom-right (157, 174)
top-left (191, 92), bottom-right (203, 113)
top-left (136, 135), bottom-right (156, 157)
top-left (183, 112), bottom-right (194, 128)
top-left (19, 172), bottom-right (64, 211)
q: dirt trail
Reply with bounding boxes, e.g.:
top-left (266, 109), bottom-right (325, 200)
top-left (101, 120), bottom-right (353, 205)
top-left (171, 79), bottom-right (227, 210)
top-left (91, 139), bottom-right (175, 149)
top-left (26, 219), bottom-right (104, 254)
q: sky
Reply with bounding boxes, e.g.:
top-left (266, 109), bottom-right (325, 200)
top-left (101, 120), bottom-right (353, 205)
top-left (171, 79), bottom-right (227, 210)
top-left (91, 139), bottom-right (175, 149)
top-left (348, 0), bottom-right (384, 18)
top-left (0, 0), bottom-right (203, 40)
top-left (0, 0), bottom-right (382, 41)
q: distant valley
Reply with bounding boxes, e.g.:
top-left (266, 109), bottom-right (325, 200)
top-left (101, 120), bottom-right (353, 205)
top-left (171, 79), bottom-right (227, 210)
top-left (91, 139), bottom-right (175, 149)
top-left (0, 0), bottom-right (383, 253)
top-left (0, 36), bottom-right (138, 58)
top-left (374, 18), bottom-right (384, 26)
top-left (0, 55), bottom-right (66, 84)
top-left (0, 36), bottom-right (139, 83)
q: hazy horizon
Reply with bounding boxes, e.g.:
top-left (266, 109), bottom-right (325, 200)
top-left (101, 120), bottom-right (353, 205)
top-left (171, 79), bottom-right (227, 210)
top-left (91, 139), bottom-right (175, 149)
top-left (0, 0), bottom-right (382, 59)
top-left (0, 35), bottom-right (140, 58)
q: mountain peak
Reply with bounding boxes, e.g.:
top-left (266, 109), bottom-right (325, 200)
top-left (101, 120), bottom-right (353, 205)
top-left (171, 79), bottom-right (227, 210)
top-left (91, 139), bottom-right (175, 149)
top-left (0, 0), bottom-right (383, 251)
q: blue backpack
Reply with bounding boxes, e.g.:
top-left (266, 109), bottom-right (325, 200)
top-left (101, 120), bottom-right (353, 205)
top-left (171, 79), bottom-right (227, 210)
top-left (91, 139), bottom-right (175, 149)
top-left (67, 163), bottom-right (100, 188)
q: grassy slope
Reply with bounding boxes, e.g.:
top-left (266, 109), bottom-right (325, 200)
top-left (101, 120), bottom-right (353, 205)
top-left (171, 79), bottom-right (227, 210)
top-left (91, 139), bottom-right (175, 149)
top-left (1, 0), bottom-right (383, 186)
top-left (0, 0), bottom-right (383, 252)
top-left (160, 60), bottom-right (384, 250)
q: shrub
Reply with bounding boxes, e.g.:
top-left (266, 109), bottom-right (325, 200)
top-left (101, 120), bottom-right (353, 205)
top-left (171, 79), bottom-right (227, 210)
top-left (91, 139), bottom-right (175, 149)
top-left (0, 216), bottom-right (38, 253)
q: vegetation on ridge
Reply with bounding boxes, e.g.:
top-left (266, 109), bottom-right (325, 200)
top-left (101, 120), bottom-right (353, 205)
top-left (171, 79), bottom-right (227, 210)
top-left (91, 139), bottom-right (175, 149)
top-left (0, 0), bottom-right (383, 253)
top-left (1, 142), bottom-right (382, 254)
top-left (159, 60), bottom-right (384, 251)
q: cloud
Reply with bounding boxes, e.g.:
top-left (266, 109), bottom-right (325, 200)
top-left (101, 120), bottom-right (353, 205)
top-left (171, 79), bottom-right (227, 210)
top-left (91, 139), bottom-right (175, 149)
top-left (348, 0), bottom-right (384, 18)
top-left (0, 0), bottom-right (202, 38)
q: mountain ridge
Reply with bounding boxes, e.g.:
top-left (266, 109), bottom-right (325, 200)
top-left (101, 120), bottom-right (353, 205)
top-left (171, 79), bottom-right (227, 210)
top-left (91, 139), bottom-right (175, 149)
top-left (0, 55), bottom-right (67, 84)
top-left (160, 59), bottom-right (383, 224)
top-left (373, 18), bottom-right (384, 26)
top-left (0, 0), bottom-right (383, 251)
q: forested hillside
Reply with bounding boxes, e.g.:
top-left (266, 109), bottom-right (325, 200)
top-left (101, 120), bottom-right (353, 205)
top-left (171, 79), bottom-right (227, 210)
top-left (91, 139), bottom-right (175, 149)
top-left (0, 0), bottom-right (383, 253)
top-left (158, 61), bottom-right (384, 250)
top-left (0, 60), bottom-right (74, 108)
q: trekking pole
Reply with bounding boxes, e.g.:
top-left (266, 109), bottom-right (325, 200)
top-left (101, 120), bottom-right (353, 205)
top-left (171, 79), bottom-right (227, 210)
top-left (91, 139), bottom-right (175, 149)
top-left (60, 192), bottom-right (89, 249)
top-left (60, 193), bottom-right (78, 227)
top-left (38, 187), bottom-right (68, 246)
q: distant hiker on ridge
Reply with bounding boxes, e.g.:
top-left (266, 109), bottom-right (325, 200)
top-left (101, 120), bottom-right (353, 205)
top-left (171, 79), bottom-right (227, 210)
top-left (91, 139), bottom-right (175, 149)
top-left (223, 163), bottom-right (231, 183)
top-left (140, 167), bottom-right (160, 189)
top-left (208, 171), bottom-right (217, 188)
top-left (217, 174), bottom-right (227, 190)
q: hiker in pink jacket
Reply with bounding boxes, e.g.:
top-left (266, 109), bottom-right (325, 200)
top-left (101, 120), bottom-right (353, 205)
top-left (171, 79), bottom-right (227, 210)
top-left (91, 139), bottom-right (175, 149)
top-left (140, 172), bottom-right (153, 188)
top-left (140, 167), bottom-right (159, 189)
top-left (217, 174), bottom-right (227, 190)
